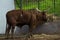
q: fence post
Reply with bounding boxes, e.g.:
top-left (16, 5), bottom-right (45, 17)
top-left (53, 0), bottom-right (56, 15)
top-left (20, 0), bottom-right (22, 9)
top-left (38, 0), bottom-right (39, 9)
top-left (54, 0), bottom-right (55, 14)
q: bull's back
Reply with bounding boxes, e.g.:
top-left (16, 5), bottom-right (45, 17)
top-left (6, 10), bottom-right (32, 24)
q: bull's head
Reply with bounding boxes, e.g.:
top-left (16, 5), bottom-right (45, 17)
top-left (36, 7), bottom-right (51, 22)
top-left (36, 9), bottom-right (47, 22)
top-left (40, 11), bottom-right (47, 22)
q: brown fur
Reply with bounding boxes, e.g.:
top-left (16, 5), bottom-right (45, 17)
top-left (5, 9), bottom-right (47, 38)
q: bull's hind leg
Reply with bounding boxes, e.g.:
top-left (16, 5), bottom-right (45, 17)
top-left (11, 25), bottom-right (15, 38)
top-left (5, 24), bottom-right (11, 38)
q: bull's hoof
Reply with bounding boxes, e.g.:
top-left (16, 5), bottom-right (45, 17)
top-left (26, 34), bottom-right (33, 38)
top-left (5, 36), bottom-right (14, 39)
top-left (25, 34), bottom-right (34, 40)
top-left (9, 36), bottom-right (14, 39)
top-left (5, 37), bottom-right (9, 39)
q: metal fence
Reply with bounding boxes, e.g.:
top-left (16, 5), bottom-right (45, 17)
top-left (14, 0), bottom-right (60, 16)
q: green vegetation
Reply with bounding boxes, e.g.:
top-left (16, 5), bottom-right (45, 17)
top-left (15, 0), bottom-right (60, 16)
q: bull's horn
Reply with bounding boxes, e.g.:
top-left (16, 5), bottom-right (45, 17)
top-left (36, 8), bottom-right (41, 11)
top-left (44, 6), bottom-right (51, 12)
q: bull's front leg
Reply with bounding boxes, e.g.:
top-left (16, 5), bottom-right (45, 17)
top-left (25, 23), bottom-right (36, 40)
top-left (28, 14), bottom-right (36, 38)
top-left (29, 22), bottom-right (36, 38)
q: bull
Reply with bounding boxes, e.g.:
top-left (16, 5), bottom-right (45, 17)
top-left (5, 9), bottom-right (47, 38)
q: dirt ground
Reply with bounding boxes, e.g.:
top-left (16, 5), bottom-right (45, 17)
top-left (0, 34), bottom-right (60, 40)
top-left (0, 17), bottom-right (60, 40)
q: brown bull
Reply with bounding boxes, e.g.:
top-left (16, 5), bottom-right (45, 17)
top-left (5, 9), bottom-right (47, 38)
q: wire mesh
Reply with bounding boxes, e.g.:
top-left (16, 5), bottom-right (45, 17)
top-left (14, 0), bottom-right (60, 17)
